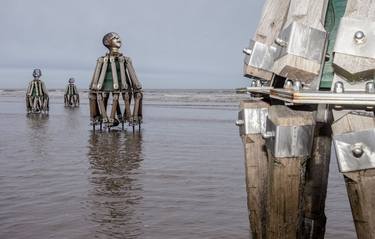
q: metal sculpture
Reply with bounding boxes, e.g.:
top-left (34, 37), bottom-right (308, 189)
top-left (64, 77), bottom-right (79, 107)
top-left (89, 32), bottom-right (143, 131)
top-left (26, 69), bottom-right (49, 114)
top-left (237, 0), bottom-right (375, 238)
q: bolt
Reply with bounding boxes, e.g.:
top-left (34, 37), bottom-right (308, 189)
top-left (284, 79), bottom-right (294, 89)
top-left (243, 48), bottom-right (253, 55)
top-left (235, 119), bottom-right (245, 126)
top-left (354, 31), bottom-right (366, 44)
top-left (250, 79), bottom-right (257, 87)
top-left (293, 80), bottom-right (302, 91)
top-left (255, 79), bottom-right (262, 87)
top-left (275, 38), bottom-right (287, 47)
top-left (366, 81), bottom-right (375, 93)
top-left (351, 143), bottom-right (364, 158)
top-left (334, 81), bottom-right (345, 93)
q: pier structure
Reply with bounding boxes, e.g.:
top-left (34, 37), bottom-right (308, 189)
top-left (237, 0), bottom-right (375, 238)
top-left (89, 32), bottom-right (143, 131)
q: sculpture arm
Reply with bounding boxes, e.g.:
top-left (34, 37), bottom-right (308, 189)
top-left (125, 57), bottom-right (142, 90)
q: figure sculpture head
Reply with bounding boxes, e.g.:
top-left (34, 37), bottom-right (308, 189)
top-left (68, 77), bottom-right (75, 84)
top-left (102, 32), bottom-right (122, 53)
top-left (33, 69), bottom-right (42, 79)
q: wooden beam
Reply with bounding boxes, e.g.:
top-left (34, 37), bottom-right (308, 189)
top-left (265, 105), bottom-right (315, 239)
top-left (240, 100), bottom-right (270, 239)
top-left (272, 0), bottom-right (329, 83)
top-left (244, 0), bottom-right (290, 80)
top-left (302, 123), bottom-right (331, 239)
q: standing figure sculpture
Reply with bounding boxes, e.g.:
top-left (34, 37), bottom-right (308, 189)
top-left (64, 77), bottom-right (80, 107)
top-left (26, 69), bottom-right (49, 114)
top-left (89, 32), bottom-right (143, 131)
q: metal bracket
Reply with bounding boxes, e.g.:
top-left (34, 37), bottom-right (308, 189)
top-left (275, 21), bottom-right (327, 63)
top-left (237, 107), bottom-right (268, 135)
top-left (333, 128), bottom-right (375, 173)
top-left (264, 118), bottom-right (315, 157)
top-left (334, 17), bottom-right (375, 60)
top-left (244, 40), bottom-right (277, 72)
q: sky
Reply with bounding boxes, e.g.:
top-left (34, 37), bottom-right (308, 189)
top-left (0, 0), bottom-right (263, 89)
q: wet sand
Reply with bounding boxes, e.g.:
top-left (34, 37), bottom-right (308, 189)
top-left (0, 90), bottom-right (355, 238)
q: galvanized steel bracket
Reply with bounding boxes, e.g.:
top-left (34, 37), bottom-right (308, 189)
top-left (237, 107), bottom-right (268, 135)
top-left (244, 40), bottom-right (277, 72)
top-left (333, 128), bottom-right (375, 173)
top-left (334, 17), bottom-right (375, 60)
top-left (275, 21), bottom-right (327, 63)
top-left (264, 118), bottom-right (315, 158)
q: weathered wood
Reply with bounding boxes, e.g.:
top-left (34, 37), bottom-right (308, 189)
top-left (302, 123), bottom-right (331, 239)
top-left (272, 0), bottom-right (329, 83)
top-left (265, 105), bottom-right (314, 239)
top-left (240, 100), bottom-right (270, 239)
top-left (332, 113), bottom-right (375, 239)
top-left (332, 0), bottom-right (375, 82)
top-left (244, 0), bottom-right (290, 80)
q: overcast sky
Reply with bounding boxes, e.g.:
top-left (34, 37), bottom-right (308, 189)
top-left (0, 0), bottom-right (263, 89)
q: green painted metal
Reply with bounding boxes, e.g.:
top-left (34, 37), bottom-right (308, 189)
top-left (320, 0), bottom-right (348, 89)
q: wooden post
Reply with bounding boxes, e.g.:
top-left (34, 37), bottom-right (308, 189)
top-left (302, 123), bottom-right (331, 239)
top-left (244, 0), bottom-right (290, 80)
top-left (265, 105), bottom-right (315, 239)
top-left (331, 113), bottom-right (375, 239)
top-left (240, 100), bottom-right (269, 239)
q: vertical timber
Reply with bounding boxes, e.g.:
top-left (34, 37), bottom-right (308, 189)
top-left (243, 0), bottom-right (290, 80)
top-left (240, 100), bottom-right (269, 239)
top-left (332, 113), bottom-right (375, 239)
top-left (265, 105), bottom-right (315, 239)
top-left (302, 123), bottom-right (331, 239)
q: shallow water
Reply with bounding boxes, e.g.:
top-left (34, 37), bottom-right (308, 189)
top-left (0, 90), bottom-right (355, 238)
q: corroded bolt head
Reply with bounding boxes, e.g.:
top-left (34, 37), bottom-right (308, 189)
top-left (334, 81), bottom-right (344, 93)
top-left (243, 48), bottom-right (252, 55)
top-left (351, 143), bottom-right (364, 158)
top-left (284, 79), bottom-right (294, 89)
top-left (365, 82), bottom-right (375, 93)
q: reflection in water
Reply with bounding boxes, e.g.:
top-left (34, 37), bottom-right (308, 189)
top-left (26, 114), bottom-right (50, 157)
top-left (87, 131), bottom-right (144, 239)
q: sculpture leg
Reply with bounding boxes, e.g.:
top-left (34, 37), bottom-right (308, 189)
top-left (109, 93), bottom-right (120, 127)
top-left (89, 92), bottom-right (99, 126)
top-left (132, 91), bottom-right (142, 125)
top-left (97, 92), bottom-right (109, 124)
top-left (122, 91), bottom-right (132, 123)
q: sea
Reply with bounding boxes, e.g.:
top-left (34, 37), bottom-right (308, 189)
top-left (0, 89), bottom-right (356, 238)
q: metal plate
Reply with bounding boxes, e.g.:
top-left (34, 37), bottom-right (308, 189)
top-left (265, 118), bottom-right (315, 157)
top-left (244, 40), bottom-right (277, 72)
top-left (238, 107), bottom-right (268, 135)
top-left (275, 22), bottom-right (327, 63)
top-left (269, 88), bottom-right (375, 106)
top-left (333, 129), bottom-right (375, 173)
top-left (334, 17), bottom-right (375, 59)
